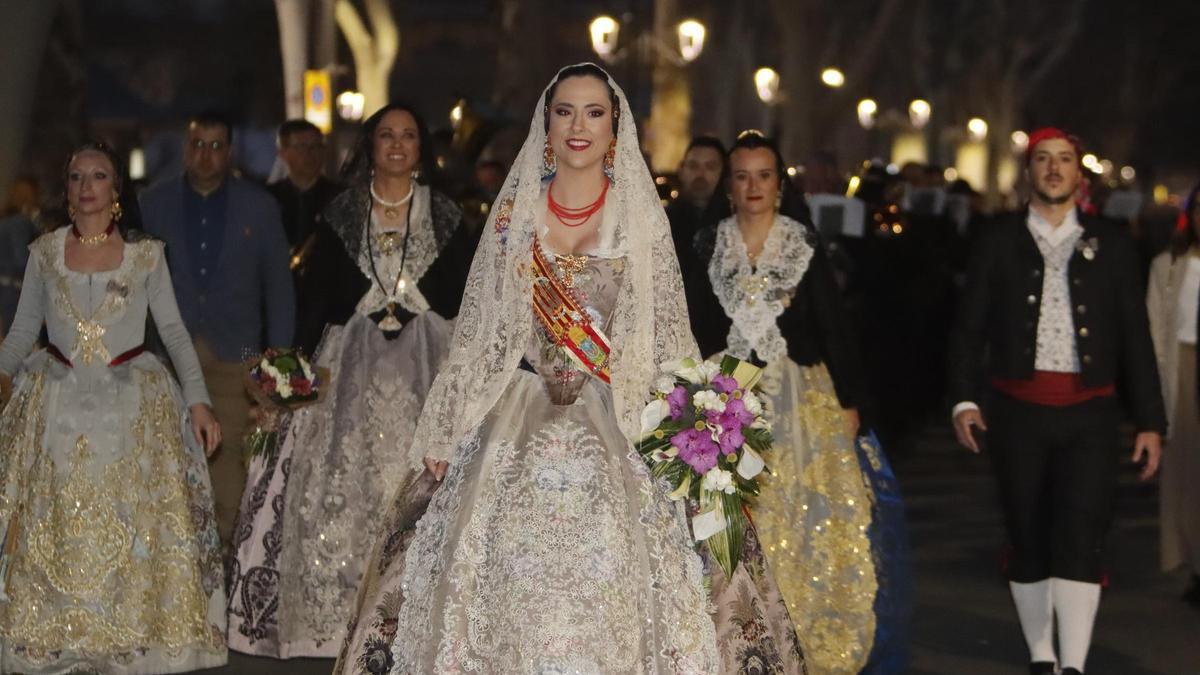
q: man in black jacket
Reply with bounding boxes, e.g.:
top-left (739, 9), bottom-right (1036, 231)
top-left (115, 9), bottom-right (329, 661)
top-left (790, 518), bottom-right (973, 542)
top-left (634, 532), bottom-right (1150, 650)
top-left (947, 128), bottom-right (1165, 675)
top-left (666, 136), bottom-right (725, 268)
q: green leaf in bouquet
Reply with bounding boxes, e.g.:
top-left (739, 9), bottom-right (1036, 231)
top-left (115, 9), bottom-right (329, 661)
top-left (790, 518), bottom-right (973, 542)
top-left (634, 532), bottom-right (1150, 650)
top-left (275, 355), bottom-right (300, 373)
top-left (244, 429), bottom-right (280, 465)
top-left (702, 492), bottom-right (747, 580)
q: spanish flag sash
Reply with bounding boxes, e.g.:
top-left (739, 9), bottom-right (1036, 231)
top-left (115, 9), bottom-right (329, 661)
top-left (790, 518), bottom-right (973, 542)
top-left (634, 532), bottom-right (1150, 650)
top-left (531, 240), bottom-right (612, 384)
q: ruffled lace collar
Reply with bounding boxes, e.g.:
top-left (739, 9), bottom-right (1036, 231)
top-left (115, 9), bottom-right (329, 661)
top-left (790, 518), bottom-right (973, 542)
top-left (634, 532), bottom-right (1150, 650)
top-left (707, 215), bottom-right (814, 363)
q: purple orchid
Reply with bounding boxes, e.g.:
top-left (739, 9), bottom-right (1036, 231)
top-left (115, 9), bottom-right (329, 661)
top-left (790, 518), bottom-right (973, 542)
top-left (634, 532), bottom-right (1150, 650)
top-left (724, 397), bottom-right (756, 426)
top-left (671, 428), bottom-right (720, 474)
top-left (666, 385), bottom-right (690, 420)
top-left (705, 408), bottom-right (747, 456)
top-left (710, 374), bottom-right (739, 394)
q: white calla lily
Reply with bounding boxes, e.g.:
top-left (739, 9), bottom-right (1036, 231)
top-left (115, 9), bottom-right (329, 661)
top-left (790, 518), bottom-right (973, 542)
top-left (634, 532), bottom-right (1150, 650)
top-left (639, 398), bottom-right (670, 436)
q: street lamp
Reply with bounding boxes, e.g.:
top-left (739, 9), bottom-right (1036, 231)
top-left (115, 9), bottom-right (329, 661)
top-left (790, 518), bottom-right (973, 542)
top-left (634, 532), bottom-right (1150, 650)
top-left (755, 67), bottom-right (780, 104)
top-left (449, 100), bottom-right (464, 129)
top-left (337, 90), bottom-right (365, 122)
top-left (967, 117), bottom-right (988, 141)
top-left (856, 99), bottom-right (877, 129)
top-left (1011, 130), bottom-right (1029, 151)
top-left (589, 15), bottom-right (706, 64)
top-left (909, 99), bottom-right (931, 129)
top-left (820, 67), bottom-right (845, 88)
top-left (677, 19), bottom-right (706, 63)
top-left (589, 16), bottom-right (619, 58)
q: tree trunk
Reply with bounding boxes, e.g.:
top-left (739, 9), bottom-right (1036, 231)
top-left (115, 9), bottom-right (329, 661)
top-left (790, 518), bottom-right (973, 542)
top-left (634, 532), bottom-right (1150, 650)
top-left (645, 0), bottom-right (690, 172)
top-left (275, 0), bottom-right (311, 119)
top-left (335, 0), bottom-right (399, 118)
top-left (0, 0), bottom-right (58, 205)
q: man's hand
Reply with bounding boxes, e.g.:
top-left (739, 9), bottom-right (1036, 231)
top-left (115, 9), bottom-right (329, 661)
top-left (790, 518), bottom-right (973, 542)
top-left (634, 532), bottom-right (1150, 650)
top-left (1132, 431), bottom-right (1162, 481)
top-left (423, 456), bottom-right (449, 482)
top-left (953, 408), bottom-right (988, 453)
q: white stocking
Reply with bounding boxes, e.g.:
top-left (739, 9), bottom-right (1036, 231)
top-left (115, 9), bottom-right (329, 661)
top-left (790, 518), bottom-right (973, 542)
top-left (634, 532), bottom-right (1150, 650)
top-left (1009, 580), bottom-right (1057, 664)
top-left (1052, 577), bottom-right (1101, 672)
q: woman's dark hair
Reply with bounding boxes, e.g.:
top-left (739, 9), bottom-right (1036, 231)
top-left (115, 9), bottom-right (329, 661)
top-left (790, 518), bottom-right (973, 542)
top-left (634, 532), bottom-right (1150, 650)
top-left (1170, 182), bottom-right (1200, 259)
top-left (543, 64), bottom-right (620, 136)
top-left (54, 140), bottom-right (145, 237)
top-left (701, 131), bottom-right (812, 227)
top-left (340, 102), bottom-right (438, 188)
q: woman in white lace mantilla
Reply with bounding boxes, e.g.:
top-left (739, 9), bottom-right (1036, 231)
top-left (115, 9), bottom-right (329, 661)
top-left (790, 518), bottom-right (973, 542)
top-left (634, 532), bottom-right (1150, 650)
top-left (334, 64), bottom-right (725, 675)
top-left (686, 132), bottom-right (911, 674)
top-left (227, 103), bottom-right (474, 658)
top-left (0, 142), bottom-right (226, 674)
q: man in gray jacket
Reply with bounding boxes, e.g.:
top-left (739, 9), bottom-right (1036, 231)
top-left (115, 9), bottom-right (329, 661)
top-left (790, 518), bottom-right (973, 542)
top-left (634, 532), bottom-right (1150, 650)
top-left (140, 111), bottom-right (295, 548)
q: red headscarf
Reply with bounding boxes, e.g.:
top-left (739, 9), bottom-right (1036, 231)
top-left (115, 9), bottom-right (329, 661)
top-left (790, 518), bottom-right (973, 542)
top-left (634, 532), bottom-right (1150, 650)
top-left (1025, 127), bottom-right (1083, 165)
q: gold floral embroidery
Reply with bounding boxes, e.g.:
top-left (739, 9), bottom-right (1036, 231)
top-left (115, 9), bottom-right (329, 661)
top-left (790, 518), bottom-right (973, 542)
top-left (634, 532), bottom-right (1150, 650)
top-left (0, 369), bottom-right (221, 656)
top-left (0, 371), bottom-right (47, 523)
top-left (28, 435), bottom-right (134, 599)
top-left (37, 234), bottom-right (157, 365)
top-left (752, 362), bottom-right (878, 675)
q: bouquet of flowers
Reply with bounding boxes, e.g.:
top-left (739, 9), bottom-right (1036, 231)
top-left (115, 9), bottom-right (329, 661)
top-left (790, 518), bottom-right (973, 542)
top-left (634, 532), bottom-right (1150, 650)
top-left (636, 354), bottom-right (772, 578)
top-left (243, 348), bottom-right (327, 461)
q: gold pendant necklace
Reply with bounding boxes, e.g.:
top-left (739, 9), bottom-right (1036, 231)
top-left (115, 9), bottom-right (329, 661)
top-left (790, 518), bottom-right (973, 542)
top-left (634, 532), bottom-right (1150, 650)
top-left (554, 253), bottom-right (590, 288)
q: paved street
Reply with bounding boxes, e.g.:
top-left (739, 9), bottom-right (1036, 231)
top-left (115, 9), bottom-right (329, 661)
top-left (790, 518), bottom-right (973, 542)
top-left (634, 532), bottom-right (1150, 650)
top-left (200, 423), bottom-right (1199, 675)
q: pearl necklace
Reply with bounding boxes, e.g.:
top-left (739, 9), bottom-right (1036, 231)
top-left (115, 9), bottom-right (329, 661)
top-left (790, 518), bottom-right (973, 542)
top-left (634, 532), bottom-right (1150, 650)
top-left (370, 182), bottom-right (415, 219)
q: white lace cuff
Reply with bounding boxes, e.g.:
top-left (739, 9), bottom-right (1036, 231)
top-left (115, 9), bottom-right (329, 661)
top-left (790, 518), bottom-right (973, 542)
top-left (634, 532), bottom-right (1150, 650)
top-left (951, 401), bottom-right (980, 421)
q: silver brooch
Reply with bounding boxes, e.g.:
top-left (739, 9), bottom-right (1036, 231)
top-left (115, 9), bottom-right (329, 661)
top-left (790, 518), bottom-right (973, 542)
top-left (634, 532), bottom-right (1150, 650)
top-left (105, 279), bottom-right (130, 298)
top-left (1075, 237), bottom-right (1099, 261)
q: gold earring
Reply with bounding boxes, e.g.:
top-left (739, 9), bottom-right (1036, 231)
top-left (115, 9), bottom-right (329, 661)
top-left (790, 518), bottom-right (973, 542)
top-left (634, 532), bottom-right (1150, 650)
top-left (111, 200), bottom-right (123, 222)
top-left (774, 192), bottom-right (782, 212)
top-left (727, 194), bottom-right (736, 213)
top-left (68, 205), bottom-right (77, 220)
top-left (603, 138), bottom-right (616, 179)
top-left (543, 139), bottom-right (556, 176)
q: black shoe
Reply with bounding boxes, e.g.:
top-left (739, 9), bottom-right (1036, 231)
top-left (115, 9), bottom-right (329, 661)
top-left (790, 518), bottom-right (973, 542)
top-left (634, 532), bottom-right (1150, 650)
top-left (1028, 663), bottom-right (1056, 675)
top-left (1061, 669), bottom-right (1083, 675)
top-left (1183, 574), bottom-right (1200, 606)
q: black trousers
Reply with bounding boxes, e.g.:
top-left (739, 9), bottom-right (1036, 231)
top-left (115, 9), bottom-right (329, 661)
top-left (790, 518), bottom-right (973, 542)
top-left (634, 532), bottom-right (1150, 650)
top-left (986, 391), bottom-right (1120, 583)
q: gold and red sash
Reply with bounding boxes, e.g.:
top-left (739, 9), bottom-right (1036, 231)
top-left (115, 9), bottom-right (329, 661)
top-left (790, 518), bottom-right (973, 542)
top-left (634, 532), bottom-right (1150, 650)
top-left (531, 240), bottom-right (612, 383)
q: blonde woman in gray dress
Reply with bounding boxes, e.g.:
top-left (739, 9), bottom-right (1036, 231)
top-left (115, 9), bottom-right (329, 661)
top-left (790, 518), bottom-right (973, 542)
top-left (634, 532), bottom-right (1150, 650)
top-left (0, 142), bottom-right (226, 674)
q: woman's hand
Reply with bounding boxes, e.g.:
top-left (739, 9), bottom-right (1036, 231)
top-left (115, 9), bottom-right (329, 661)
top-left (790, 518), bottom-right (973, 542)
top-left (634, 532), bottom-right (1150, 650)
top-left (844, 407), bottom-right (861, 439)
top-left (190, 404), bottom-right (222, 457)
top-left (423, 456), bottom-right (449, 482)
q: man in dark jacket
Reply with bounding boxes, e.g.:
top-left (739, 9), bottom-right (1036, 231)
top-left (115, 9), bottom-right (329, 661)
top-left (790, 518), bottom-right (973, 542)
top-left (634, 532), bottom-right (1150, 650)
top-left (665, 136), bottom-right (725, 269)
top-left (947, 128), bottom-right (1165, 675)
top-left (267, 119), bottom-right (344, 353)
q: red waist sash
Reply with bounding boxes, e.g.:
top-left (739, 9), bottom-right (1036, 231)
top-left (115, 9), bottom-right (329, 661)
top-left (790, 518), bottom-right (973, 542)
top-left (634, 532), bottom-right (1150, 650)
top-left (990, 370), bottom-right (1114, 407)
top-left (46, 344), bottom-right (146, 369)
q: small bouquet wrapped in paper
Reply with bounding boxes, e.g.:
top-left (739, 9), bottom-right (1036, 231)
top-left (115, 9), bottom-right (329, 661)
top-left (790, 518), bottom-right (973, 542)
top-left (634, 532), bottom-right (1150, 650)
top-left (636, 354), bottom-right (773, 578)
top-left (243, 348), bottom-right (327, 461)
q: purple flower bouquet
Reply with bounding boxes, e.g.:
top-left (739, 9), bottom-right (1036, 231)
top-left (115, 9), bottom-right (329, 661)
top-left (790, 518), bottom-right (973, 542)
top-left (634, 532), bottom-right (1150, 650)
top-left (635, 354), bottom-right (773, 578)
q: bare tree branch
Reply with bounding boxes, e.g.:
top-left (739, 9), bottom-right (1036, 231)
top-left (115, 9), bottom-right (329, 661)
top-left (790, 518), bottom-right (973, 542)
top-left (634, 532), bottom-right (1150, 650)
top-left (1024, 0), bottom-right (1089, 93)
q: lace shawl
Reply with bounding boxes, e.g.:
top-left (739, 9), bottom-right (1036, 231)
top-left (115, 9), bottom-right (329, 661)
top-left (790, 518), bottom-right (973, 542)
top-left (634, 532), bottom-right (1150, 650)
top-left (707, 215), bottom-right (815, 364)
top-left (406, 64), bottom-right (698, 468)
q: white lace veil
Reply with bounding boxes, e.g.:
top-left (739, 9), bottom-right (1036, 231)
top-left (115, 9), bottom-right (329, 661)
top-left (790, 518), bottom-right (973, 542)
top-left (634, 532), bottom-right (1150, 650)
top-left (409, 63), bottom-right (697, 469)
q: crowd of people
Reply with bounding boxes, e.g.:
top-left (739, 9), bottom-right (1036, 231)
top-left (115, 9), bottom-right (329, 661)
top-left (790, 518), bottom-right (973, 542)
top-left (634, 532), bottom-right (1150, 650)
top-left (0, 61), bottom-right (1193, 675)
